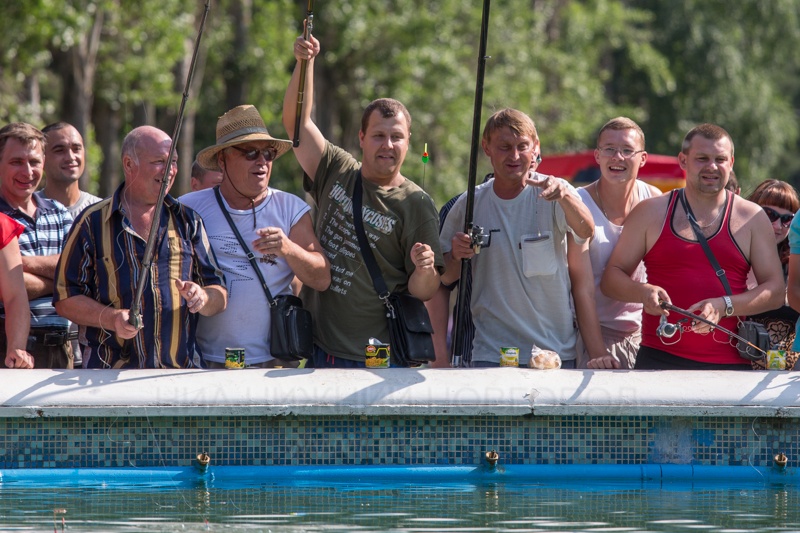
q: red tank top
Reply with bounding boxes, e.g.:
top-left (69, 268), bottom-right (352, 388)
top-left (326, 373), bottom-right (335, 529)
top-left (642, 190), bottom-right (749, 364)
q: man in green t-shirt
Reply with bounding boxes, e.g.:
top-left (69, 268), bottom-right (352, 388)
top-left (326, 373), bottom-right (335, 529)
top-left (283, 31), bottom-right (444, 368)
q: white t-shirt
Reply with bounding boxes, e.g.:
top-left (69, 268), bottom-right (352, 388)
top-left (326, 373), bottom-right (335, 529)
top-left (577, 181), bottom-right (655, 333)
top-left (68, 191), bottom-right (103, 218)
top-left (179, 187), bottom-right (310, 364)
top-left (440, 177), bottom-right (583, 364)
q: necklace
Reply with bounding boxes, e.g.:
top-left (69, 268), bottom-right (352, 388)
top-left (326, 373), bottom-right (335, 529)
top-left (688, 202), bottom-right (724, 229)
top-left (594, 181), bottom-right (609, 219)
top-left (222, 170), bottom-right (269, 229)
top-left (595, 180), bottom-right (636, 223)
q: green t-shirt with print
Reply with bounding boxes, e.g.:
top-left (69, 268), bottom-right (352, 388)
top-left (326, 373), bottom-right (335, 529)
top-left (302, 142), bottom-right (444, 361)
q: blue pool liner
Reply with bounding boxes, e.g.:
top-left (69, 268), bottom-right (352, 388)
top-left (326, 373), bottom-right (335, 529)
top-left (0, 463), bottom-right (796, 489)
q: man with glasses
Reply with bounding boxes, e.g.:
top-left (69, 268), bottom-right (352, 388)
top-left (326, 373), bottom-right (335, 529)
top-left (54, 126), bottom-right (227, 368)
top-left (574, 117), bottom-right (662, 369)
top-left (180, 105), bottom-right (330, 368)
top-left (602, 123), bottom-right (784, 369)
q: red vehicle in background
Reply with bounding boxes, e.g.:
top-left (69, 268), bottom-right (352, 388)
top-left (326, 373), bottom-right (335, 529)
top-left (537, 150), bottom-right (685, 192)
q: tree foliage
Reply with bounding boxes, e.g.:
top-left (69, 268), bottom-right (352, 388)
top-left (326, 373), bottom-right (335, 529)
top-left (0, 0), bottom-right (798, 202)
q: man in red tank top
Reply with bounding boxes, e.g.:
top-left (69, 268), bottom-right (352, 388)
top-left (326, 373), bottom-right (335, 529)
top-left (601, 124), bottom-right (784, 369)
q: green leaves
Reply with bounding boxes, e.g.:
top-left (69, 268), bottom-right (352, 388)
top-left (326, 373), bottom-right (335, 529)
top-left (0, 0), bottom-right (797, 199)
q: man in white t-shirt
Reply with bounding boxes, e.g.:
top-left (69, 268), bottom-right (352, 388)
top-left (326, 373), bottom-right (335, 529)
top-left (439, 109), bottom-right (594, 367)
top-left (180, 105), bottom-right (330, 368)
top-left (42, 123), bottom-right (102, 217)
top-left (41, 122), bottom-right (102, 368)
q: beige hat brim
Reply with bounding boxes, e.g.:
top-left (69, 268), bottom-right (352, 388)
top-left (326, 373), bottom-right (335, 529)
top-left (197, 133), bottom-right (292, 171)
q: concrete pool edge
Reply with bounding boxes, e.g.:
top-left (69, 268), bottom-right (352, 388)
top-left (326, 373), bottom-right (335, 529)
top-left (0, 368), bottom-right (798, 418)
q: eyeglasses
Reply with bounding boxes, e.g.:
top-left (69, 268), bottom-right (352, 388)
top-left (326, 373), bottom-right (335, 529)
top-left (763, 206), bottom-right (794, 228)
top-left (231, 146), bottom-right (278, 162)
top-left (598, 147), bottom-right (645, 159)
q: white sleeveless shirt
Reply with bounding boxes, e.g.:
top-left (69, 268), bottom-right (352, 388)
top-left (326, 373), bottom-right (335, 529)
top-left (578, 181), bottom-right (655, 333)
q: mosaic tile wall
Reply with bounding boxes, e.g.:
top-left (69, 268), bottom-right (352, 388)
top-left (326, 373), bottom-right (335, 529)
top-left (0, 415), bottom-right (797, 469)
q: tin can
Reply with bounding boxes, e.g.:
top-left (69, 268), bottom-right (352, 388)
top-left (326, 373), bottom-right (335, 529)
top-left (224, 347), bottom-right (245, 369)
top-left (365, 339), bottom-right (391, 368)
top-left (766, 350), bottom-right (787, 370)
top-left (500, 347), bottom-right (519, 367)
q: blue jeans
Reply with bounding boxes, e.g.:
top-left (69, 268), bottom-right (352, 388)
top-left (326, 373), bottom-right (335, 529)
top-left (472, 359), bottom-right (576, 369)
top-left (306, 345), bottom-right (366, 368)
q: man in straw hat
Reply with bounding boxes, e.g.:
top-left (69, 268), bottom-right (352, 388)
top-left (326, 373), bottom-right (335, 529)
top-left (284, 32), bottom-right (443, 367)
top-left (54, 125), bottom-right (227, 368)
top-left (180, 105), bottom-right (330, 368)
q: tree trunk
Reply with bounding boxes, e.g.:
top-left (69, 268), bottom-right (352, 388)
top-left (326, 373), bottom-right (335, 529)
top-left (224, 0), bottom-right (251, 110)
top-left (23, 76), bottom-right (41, 125)
top-left (52, 8), bottom-right (104, 191)
top-left (175, 1), bottom-right (211, 197)
top-left (92, 98), bottom-right (121, 198)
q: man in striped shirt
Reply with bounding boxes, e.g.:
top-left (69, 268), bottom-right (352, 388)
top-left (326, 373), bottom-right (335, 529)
top-left (54, 126), bottom-right (227, 368)
top-left (0, 122), bottom-right (74, 369)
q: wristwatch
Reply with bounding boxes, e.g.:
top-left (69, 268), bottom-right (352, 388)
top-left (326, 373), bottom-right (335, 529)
top-left (722, 295), bottom-right (734, 317)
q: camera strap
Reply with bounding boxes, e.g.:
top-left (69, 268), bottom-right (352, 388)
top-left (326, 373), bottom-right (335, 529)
top-left (677, 189), bottom-right (768, 359)
top-left (352, 172), bottom-right (391, 303)
top-left (213, 186), bottom-right (277, 306)
top-left (678, 188), bottom-right (734, 296)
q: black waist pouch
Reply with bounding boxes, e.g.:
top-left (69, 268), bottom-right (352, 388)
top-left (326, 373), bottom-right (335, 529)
top-left (270, 295), bottom-right (313, 361)
top-left (386, 292), bottom-right (435, 367)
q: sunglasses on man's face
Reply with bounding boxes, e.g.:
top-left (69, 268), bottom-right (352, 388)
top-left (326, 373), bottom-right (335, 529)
top-left (231, 146), bottom-right (278, 162)
top-left (763, 206), bottom-right (794, 228)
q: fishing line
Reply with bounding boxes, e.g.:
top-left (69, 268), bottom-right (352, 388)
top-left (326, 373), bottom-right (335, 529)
top-left (747, 417), bottom-right (765, 480)
top-left (659, 301), bottom-right (767, 359)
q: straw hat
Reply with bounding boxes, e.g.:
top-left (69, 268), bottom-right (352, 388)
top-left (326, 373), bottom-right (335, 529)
top-left (196, 105), bottom-right (292, 171)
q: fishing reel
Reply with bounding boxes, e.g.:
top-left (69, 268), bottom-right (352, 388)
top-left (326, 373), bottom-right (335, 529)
top-left (656, 315), bottom-right (679, 339)
top-left (469, 224), bottom-right (499, 254)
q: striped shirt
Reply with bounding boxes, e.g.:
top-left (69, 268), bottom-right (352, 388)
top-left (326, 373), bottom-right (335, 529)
top-left (0, 192), bottom-right (73, 328)
top-left (53, 183), bottom-right (226, 368)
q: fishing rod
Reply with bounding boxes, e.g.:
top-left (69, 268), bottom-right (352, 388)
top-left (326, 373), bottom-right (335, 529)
top-left (128, 0), bottom-right (211, 328)
top-left (292, 0), bottom-right (314, 147)
top-left (451, 0), bottom-right (491, 368)
top-left (658, 301), bottom-right (767, 362)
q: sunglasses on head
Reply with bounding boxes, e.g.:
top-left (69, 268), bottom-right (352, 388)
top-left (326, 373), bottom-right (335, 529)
top-left (231, 145), bottom-right (278, 162)
top-left (763, 206), bottom-right (794, 227)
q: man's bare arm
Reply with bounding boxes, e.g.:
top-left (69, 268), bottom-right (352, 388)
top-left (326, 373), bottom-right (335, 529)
top-left (252, 213), bottom-right (331, 292)
top-left (21, 254), bottom-right (59, 279)
top-left (0, 239), bottom-right (33, 368)
top-left (54, 295), bottom-right (140, 339)
top-left (568, 235), bottom-right (616, 368)
top-left (407, 243), bottom-right (440, 301)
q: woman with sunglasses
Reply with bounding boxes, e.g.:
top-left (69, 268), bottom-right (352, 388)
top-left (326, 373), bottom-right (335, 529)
top-left (747, 180), bottom-right (799, 283)
top-left (747, 179), bottom-right (800, 369)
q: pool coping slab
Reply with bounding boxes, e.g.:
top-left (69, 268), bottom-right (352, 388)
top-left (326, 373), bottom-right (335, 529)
top-left (1, 368), bottom-right (798, 418)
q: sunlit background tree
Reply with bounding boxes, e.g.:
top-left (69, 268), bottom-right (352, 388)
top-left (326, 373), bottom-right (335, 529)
top-left (1, 0), bottom-right (798, 205)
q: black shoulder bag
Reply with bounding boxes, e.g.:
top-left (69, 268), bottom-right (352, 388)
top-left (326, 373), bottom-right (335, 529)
top-left (214, 187), bottom-right (313, 361)
top-left (352, 175), bottom-right (435, 366)
top-left (678, 189), bottom-right (770, 362)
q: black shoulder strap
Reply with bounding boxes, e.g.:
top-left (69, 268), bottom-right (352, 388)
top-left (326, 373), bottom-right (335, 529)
top-left (678, 188), bottom-right (733, 296)
top-left (213, 186), bottom-right (276, 306)
top-left (352, 173), bottom-right (390, 300)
